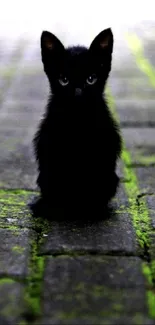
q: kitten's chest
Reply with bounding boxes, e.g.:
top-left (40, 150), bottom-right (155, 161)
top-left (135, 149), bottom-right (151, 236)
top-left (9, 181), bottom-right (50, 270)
top-left (50, 109), bottom-right (105, 152)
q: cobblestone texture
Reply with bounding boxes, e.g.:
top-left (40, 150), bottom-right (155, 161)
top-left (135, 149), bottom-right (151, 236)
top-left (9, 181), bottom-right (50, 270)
top-left (0, 21), bottom-right (155, 324)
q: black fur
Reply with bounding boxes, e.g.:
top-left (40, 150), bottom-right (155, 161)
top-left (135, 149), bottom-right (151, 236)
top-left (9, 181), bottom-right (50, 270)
top-left (30, 28), bottom-right (122, 218)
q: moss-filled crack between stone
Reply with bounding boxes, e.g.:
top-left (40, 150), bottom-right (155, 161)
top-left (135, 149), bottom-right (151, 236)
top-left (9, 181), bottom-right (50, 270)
top-left (23, 216), bottom-right (50, 323)
top-left (107, 87), bottom-right (155, 319)
top-left (125, 33), bottom-right (155, 88)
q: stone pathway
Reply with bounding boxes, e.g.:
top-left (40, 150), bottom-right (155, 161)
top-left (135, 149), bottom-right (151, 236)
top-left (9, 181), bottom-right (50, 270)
top-left (0, 21), bottom-right (155, 324)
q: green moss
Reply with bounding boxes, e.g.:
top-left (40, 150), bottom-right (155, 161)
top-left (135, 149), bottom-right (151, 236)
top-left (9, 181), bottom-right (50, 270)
top-left (0, 189), bottom-right (38, 206)
top-left (142, 263), bottom-right (153, 286)
top-left (133, 155), bottom-right (155, 166)
top-left (108, 87), bottom-right (155, 319)
top-left (53, 311), bottom-right (116, 323)
top-left (0, 204), bottom-right (28, 219)
top-left (0, 66), bottom-right (41, 78)
top-left (0, 189), bottom-right (47, 321)
top-left (0, 66), bottom-right (17, 78)
top-left (107, 88), bottom-right (151, 248)
top-left (75, 282), bottom-right (85, 291)
top-left (129, 149), bottom-right (155, 166)
top-left (91, 285), bottom-right (105, 298)
top-left (0, 189), bottom-right (34, 195)
top-left (18, 321), bottom-right (27, 325)
top-left (146, 291), bottom-right (155, 318)
top-left (132, 313), bottom-right (148, 325)
top-left (24, 215), bottom-right (50, 320)
top-left (0, 278), bottom-right (15, 285)
top-left (125, 33), bottom-right (155, 88)
top-left (0, 224), bottom-right (20, 235)
top-left (0, 204), bottom-right (24, 217)
top-left (24, 251), bottom-right (45, 317)
top-left (150, 260), bottom-right (155, 283)
top-left (12, 246), bottom-right (25, 254)
top-left (112, 303), bottom-right (123, 312)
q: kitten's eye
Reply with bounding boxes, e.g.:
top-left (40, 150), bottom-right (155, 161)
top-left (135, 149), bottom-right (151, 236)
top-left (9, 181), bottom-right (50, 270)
top-left (59, 75), bottom-right (69, 86)
top-left (86, 74), bottom-right (97, 85)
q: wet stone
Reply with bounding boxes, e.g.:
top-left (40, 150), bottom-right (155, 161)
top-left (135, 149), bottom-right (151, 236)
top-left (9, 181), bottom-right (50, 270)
top-left (0, 99), bottom-right (46, 128)
top-left (109, 77), bottom-right (155, 100)
top-left (0, 149), bottom-right (37, 190)
top-left (39, 179), bottom-right (137, 256)
top-left (115, 99), bottom-right (155, 126)
top-left (143, 40), bottom-right (155, 67)
top-left (40, 210), bottom-right (137, 256)
top-left (0, 203), bottom-right (35, 229)
top-left (144, 195), bottom-right (155, 229)
top-left (0, 228), bottom-right (36, 277)
top-left (124, 146), bottom-right (155, 167)
top-left (132, 167), bottom-right (155, 194)
top-left (0, 189), bottom-right (38, 206)
top-left (42, 256), bottom-right (148, 324)
top-left (6, 71), bottom-right (49, 101)
top-left (0, 280), bottom-right (25, 324)
top-left (122, 128), bottom-right (155, 148)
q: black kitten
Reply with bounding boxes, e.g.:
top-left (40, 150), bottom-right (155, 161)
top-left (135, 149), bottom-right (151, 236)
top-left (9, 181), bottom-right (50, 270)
top-left (30, 28), bottom-right (122, 218)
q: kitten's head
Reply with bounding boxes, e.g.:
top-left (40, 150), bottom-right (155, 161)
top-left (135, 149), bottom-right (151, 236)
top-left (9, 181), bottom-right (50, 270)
top-left (41, 28), bottom-right (113, 99)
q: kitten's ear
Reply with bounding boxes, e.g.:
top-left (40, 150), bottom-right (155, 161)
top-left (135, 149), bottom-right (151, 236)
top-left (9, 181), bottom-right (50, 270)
top-left (89, 28), bottom-right (113, 54)
top-left (41, 31), bottom-right (64, 53)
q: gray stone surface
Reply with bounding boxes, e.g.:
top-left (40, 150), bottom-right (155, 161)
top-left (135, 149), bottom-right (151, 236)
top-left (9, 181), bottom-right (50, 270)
top-left (140, 194), bottom-right (155, 259)
top-left (0, 189), bottom-right (37, 206)
top-left (0, 203), bottom-right (35, 229)
top-left (0, 280), bottom-right (25, 324)
top-left (39, 171), bottom-right (137, 257)
top-left (123, 146), bottom-right (155, 167)
top-left (0, 142), bottom-right (37, 189)
top-left (109, 77), bottom-right (155, 100)
top-left (0, 43), bottom-right (48, 190)
top-left (134, 167), bottom-right (155, 193)
top-left (42, 256), bottom-right (148, 324)
top-left (129, 20), bottom-right (155, 67)
top-left (0, 81), bottom-right (47, 189)
top-left (7, 71), bottom-right (48, 101)
top-left (40, 212), bottom-right (137, 256)
top-left (144, 40), bottom-right (155, 67)
top-left (0, 228), bottom-right (36, 277)
top-left (122, 128), bottom-right (155, 148)
top-left (145, 195), bottom-right (155, 229)
top-left (115, 99), bottom-right (155, 126)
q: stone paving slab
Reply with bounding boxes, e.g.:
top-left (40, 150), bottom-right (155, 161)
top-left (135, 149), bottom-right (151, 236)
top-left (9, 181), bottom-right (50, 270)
top-left (122, 128), bottom-right (155, 148)
top-left (111, 43), bottom-right (145, 78)
top-left (0, 280), bottom-right (25, 324)
top-left (144, 40), bottom-right (155, 67)
top-left (0, 203), bottom-right (34, 228)
top-left (40, 212), bottom-right (137, 256)
top-left (145, 195), bottom-right (155, 229)
top-left (0, 149), bottom-right (37, 189)
top-left (109, 77), bottom-right (155, 99)
top-left (41, 256), bottom-right (148, 324)
top-left (127, 20), bottom-right (155, 67)
top-left (121, 130), bottom-right (155, 179)
top-left (134, 167), bottom-right (155, 193)
top-left (0, 189), bottom-right (37, 205)
top-left (115, 99), bottom-right (155, 126)
top-left (0, 228), bottom-right (36, 277)
top-left (7, 71), bottom-right (48, 101)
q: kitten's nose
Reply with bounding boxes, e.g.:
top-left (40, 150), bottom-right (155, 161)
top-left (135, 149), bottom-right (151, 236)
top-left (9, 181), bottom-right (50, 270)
top-left (75, 88), bottom-right (82, 96)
